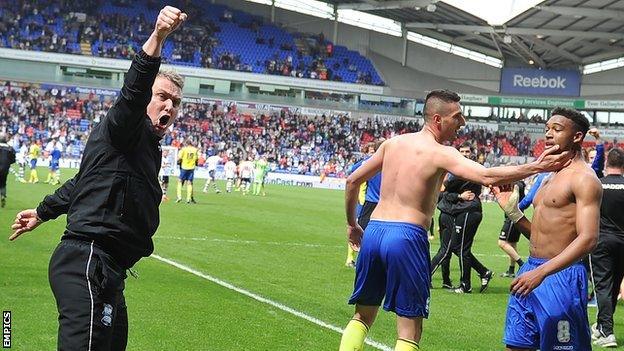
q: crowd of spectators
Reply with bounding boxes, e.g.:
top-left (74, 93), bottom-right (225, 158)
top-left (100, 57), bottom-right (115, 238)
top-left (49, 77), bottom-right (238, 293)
top-left (262, 33), bottom-right (375, 83)
top-left (4, 81), bottom-right (622, 178)
top-left (0, 0), bottom-right (382, 85)
top-left (0, 81), bottom-right (109, 160)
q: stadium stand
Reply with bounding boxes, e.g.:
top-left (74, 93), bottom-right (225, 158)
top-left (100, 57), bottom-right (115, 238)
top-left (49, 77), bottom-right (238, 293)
top-left (0, 0), bottom-right (384, 85)
top-left (8, 80), bottom-right (622, 179)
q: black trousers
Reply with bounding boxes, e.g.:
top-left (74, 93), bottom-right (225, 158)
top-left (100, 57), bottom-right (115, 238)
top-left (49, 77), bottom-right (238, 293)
top-left (591, 233), bottom-right (624, 336)
top-left (430, 212), bottom-right (454, 285)
top-left (431, 211), bottom-right (488, 290)
top-left (0, 167), bottom-right (8, 196)
top-left (49, 239), bottom-right (128, 350)
top-left (451, 212), bottom-right (488, 290)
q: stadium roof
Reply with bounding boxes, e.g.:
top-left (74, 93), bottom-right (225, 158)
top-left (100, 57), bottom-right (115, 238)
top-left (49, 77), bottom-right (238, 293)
top-left (315, 0), bottom-right (624, 70)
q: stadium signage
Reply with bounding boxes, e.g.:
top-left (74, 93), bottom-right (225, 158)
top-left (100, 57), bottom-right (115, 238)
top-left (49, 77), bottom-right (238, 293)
top-left (459, 94), bottom-right (488, 104)
top-left (498, 124), bottom-right (545, 134)
top-left (601, 129), bottom-right (624, 139)
top-left (74, 87), bottom-right (119, 97)
top-left (487, 96), bottom-right (584, 109)
top-left (500, 68), bottom-right (581, 97)
top-left (585, 100), bottom-right (624, 110)
top-left (265, 173), bottom-right (346, 190)
top-left (301, 107), bottom-right (331, 116)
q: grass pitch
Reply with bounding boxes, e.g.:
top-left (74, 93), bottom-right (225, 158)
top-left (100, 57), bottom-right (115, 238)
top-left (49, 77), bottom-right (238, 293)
top-left (1, 167), bottom-right (622, 350)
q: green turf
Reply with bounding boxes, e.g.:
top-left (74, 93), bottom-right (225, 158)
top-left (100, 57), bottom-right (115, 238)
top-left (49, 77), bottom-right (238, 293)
top-left (1, 167), bottom-right (622, 350)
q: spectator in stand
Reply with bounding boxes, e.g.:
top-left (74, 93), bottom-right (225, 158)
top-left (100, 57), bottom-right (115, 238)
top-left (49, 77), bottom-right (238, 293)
top-left (5, 79), bottom-right (624, 182)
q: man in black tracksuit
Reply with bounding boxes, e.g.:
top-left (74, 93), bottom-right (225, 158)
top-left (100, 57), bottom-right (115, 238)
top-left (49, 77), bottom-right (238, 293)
top-left (431, 143), bottom-right (492, 293)
top-left (0, 132), bottom-right (16, 207)
top-left (10, 7), bottom-right (187, 350)
top-left (590, 148), bottom-right (624, 347)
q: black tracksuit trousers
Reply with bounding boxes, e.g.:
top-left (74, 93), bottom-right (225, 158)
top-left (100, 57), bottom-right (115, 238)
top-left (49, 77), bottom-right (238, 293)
top-left (49, 239), bottom-right (128, 350)
top-left (431, 211), bottom-right (488, 290)
top-left (591, 233), bottom-right (624, 336)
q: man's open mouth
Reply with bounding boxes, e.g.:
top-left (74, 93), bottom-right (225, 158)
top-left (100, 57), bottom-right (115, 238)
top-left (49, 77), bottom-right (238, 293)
top-left (159, 115), bottom-right (171, 126)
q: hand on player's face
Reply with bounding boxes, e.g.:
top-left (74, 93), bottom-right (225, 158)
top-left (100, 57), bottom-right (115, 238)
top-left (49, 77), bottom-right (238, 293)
top-left (535, 145), bottom-right (573, 172)
top-left (9, 209), bottom-right (42, 241)
top-left (510, 268), bottom-right (544, 296)
top-left (154, 6), bottom-right (187, 38)
top-left (347, 224), bottom-right (364, 252)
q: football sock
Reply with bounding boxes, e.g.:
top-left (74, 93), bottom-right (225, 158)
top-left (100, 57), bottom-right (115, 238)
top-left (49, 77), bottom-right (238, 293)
top-left (516, 258), bottom-right (524, 267)
top-left (395, 338), bottom-right (420, 351)
top-left (186, 183), bottom-right (193, 201)
top-left (508, 265), bottom-right (515, 274)
top-left (30, 169), bottom-right (38, 182)
top-left (347, 245), bottom-right (356, 263)
top-left (176, 180), bottom-right (183, 200)
top-left (339, 319), bottom-right (368, 351)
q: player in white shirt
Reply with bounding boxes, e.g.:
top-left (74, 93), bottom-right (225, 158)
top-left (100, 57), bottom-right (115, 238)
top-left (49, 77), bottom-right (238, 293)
top-left (223, 159), bottom-right (237, 193)
top-left (203, 153), bottom-right (222, 193)
top-left (11, 143), bottom-right (28, 183)
top-left (239, 157), bottom-right (254, 195)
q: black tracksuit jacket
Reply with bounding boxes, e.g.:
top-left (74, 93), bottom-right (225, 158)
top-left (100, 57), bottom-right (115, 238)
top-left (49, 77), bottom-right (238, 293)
top-left (36, 51), bottom-right (163, 269)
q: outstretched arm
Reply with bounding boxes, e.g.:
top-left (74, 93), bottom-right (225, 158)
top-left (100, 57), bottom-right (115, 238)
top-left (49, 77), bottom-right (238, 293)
top-left (10, 176), bottom-right (78, 241)
top-left (437, 145), bottom-right (572, 187)
top-left (36, 176), bottom-right (77, 221)
top-left (510, 173), bottom-right (602, 296)
top-left (107, 6), bottom-right (187, 147)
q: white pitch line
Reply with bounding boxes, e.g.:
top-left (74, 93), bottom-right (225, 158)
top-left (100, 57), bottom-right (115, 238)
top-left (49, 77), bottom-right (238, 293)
top-left (156, 235), bottom-right (333, 248)
top-left (151, 254), bottom-right (393, 351)
top-left (155, 235), bottom-right (510, 258)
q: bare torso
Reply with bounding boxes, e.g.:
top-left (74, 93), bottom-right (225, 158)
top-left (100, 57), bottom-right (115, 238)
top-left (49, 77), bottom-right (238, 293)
top-left (530, 159), bottom-right (595, 258)
top-left (370, 132), bottom-right (446, 227)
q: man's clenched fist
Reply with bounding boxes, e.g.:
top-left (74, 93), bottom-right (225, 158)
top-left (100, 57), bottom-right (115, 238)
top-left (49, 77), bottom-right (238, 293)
top-left (155, 6), bottom-right (187, 38)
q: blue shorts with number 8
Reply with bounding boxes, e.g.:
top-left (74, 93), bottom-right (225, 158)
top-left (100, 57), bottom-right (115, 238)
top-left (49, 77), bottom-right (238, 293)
top-left (504, 257), bottom-right (590, 350)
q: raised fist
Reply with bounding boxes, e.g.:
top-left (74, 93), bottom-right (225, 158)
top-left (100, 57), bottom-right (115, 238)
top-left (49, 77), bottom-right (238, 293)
top-left (588, 128), bottom-right (600, 140)
top-left (155, 6), bottom-right (187, 38)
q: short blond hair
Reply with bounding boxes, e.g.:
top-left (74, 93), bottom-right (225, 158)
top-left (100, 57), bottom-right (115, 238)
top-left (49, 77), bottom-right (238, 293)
top-left (157, 69), bottom-right (184, 90)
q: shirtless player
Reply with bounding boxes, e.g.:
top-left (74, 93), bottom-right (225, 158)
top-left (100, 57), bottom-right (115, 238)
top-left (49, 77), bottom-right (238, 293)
top-left (338, 90), bottom-right (572, 351)
top-left (494, 107), bottom-right (602, 351)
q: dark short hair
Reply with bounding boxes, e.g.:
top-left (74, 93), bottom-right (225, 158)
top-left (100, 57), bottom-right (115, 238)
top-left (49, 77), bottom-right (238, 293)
top-left (459, 141), bottom-right (472, 150)
top-left (423, 89), bottom-right (461, 122)
top-left (551, 107), bottom-right (589, 135)
top-left (607, 148), bottom-right (624, 168)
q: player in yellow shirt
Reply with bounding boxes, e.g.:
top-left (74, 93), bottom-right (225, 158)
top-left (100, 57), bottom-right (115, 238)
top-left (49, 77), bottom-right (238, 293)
top-left (28, 141), bottom-right (41, 183)
top-left (176, 139), bottom-right (199, 203)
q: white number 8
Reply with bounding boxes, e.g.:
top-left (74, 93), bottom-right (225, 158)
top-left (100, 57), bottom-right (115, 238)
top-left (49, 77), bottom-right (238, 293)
top-left (557, 320), bottom-right (570, 343)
